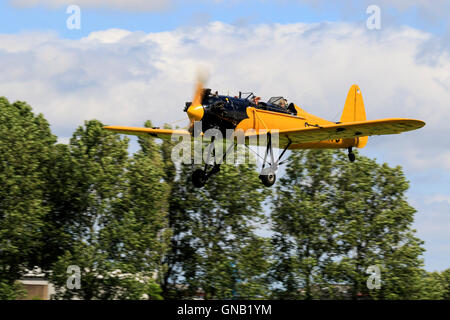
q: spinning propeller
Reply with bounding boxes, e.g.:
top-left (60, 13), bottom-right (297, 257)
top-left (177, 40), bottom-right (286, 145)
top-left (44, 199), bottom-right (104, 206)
top-left (186, 71), bottom-right (208, 134)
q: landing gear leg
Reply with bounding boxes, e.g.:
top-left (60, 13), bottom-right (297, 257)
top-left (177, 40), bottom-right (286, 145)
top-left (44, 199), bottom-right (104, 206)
top-left (259, 132), bottom-right (291, 187)
top-left (192, 168), bottom-right (207, 188)
top-left (348, 147), bottom-right (356, 162)
top-left (191, 137), bottom-right (236, 188)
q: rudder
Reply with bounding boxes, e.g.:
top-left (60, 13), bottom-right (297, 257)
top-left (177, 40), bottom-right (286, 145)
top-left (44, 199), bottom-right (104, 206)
top-left (340, 84), bottom-right (368, 148)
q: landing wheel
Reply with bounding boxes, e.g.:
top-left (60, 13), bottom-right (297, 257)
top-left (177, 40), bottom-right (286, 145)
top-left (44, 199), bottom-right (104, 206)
top-left (348, 152), bottom-right (356, 162)
top-left (348, 147), bottom-right (356, 163)
top-left (192, 169), bottom-right (206, 188)
top-left (260, 171), bottom-right (276, 187)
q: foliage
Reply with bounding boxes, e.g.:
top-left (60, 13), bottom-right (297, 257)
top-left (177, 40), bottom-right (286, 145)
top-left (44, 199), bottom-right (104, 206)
top-left (49, 120), bottom-right (168, 299)
top-left (0, 97), bottom-right (55, 298)
top-left (163, 148), bottom-right (271, 299)
top-left (271, 149), bottom-right (339, 299)
top-left (443, 268), bottom-right (450, 300)
top-left (0, 280), bottom-right (26, 300)
top-left (271, 149), bottom-right (426, 300)
top-left (416, 270), bottom-right (450, 300)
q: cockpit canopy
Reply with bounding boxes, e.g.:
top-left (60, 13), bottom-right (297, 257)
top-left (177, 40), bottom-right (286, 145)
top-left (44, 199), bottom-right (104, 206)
top-left (267, 96), bottom-right (287, 107)
top-left (240, 92), bottom-right (256, 101)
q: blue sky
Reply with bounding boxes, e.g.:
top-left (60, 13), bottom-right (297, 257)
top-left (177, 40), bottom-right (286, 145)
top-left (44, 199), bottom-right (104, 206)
top-left (0, 0), bottom-right (449, 273)
top-left (5, 1), bottom-right (342, 37)
top-left (1, 0), bottom-right (448, 38)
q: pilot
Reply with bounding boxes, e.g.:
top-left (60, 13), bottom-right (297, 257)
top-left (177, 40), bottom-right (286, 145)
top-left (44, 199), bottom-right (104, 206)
top-left (279, 98), bottom-right (288, 109)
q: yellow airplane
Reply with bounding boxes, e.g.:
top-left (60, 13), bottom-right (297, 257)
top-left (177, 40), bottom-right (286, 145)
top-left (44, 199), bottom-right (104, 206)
top-left (104, 77), bottom-right (425, 188)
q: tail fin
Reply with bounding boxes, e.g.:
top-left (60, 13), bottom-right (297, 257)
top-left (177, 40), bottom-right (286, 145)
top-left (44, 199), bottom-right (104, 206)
top-left (340, 84), bottom-right (368, 148)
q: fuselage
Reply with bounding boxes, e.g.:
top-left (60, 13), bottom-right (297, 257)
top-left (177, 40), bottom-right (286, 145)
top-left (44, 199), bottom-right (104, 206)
top-left (187, 90), bottom-right (362, 149)
top-left (201, 95), bottom-right (294, 131)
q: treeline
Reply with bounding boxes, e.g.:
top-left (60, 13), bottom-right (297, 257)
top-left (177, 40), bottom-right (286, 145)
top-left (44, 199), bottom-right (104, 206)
top-left (0, 97), bottom-right (448, 300)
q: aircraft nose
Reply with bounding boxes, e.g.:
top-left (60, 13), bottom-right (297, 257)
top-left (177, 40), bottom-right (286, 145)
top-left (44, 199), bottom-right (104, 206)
top-left (187, 104), bottom-right (204, 122)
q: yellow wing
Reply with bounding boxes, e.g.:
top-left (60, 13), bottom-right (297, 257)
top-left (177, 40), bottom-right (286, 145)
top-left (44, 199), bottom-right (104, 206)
top-left (103, 126), bottom-right (191, 140)
top-left (245, 118), bottom-right (425, 147)
top-left (105, 118), bottom-right (425, 147)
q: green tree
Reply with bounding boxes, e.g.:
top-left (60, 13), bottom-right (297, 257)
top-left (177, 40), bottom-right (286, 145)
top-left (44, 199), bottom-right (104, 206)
top-left (0, 97), bottom-right (56, 299)
top-left (102, 120), bottom-right (171, 299)
top-left (50, 120), bottom-right (127, 299)
top-left (442, 268), bottom-right (450, 300)
top-left (50, 119), bottom-right (170, 299)
top-left (165, 151), bottom-right (270, 299)
top-left (0, 280), bottom-right (26, 300)
top-left (39, 143), bottom-right (79, 271)
top-left (271, 149), bottom-right (425, 300)
top-left (155, 124), bottom-right (183, 298)
top-left (271, 149), bottom-right (342, 299)
top-left (417, 271), bottom-right (445, 299)
top-left (415, 269), bottom-right (450, 300)
top-left (331, 150), bottom-right (424, 299)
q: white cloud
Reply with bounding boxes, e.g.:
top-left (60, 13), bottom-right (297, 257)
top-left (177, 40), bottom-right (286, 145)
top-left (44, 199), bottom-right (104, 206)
top-left (86, 29), bottom-right (133, 44)
top-left (0, 22), bottom-right (450, 173)
top-left (424, 194), bottom-right (450, 205)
